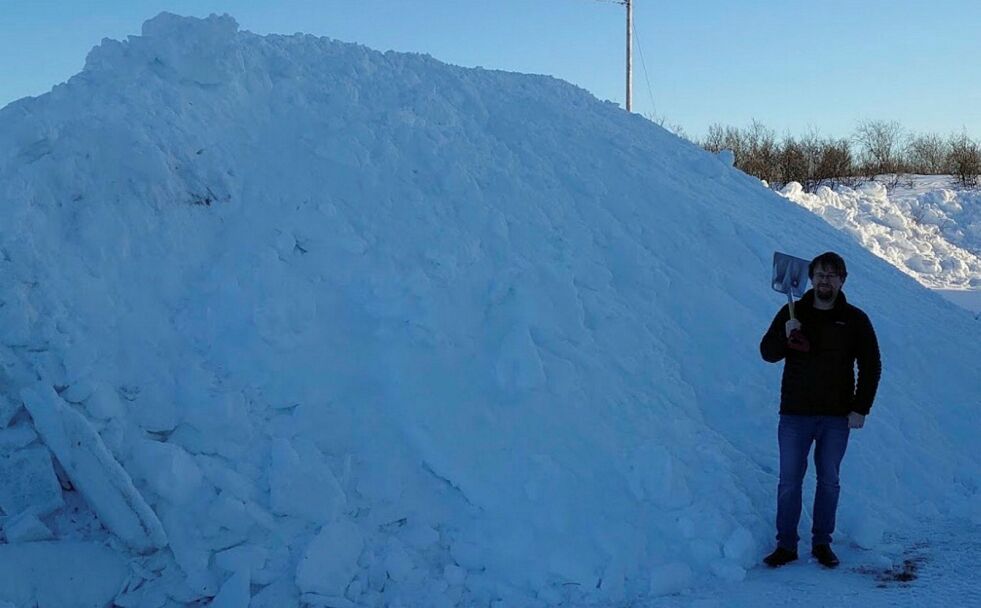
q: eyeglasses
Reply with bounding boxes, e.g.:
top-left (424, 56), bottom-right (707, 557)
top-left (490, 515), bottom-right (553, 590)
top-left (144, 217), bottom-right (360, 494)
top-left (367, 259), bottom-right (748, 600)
top-left (813, 272), bottom-right (839, 281)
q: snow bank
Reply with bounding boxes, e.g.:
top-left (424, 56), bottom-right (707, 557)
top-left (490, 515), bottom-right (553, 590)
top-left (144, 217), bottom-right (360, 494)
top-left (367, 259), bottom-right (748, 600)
top-left (780, 178), bottom-right (981, 289)
top-left (0, 12), bottom-right (979, 606)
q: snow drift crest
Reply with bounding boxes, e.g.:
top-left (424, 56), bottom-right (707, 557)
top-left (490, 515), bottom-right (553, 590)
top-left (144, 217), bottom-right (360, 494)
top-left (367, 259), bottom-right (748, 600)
top-left (85, 12), bottom-right (243, 86)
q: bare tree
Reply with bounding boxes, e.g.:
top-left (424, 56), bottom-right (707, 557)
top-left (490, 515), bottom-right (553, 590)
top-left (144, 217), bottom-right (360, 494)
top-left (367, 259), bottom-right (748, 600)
top-left (906, 133), bottom-right (949, 175)
top-left (813, 137), bottom-right (855, 188)
top-left (702, 123), bottom-right (726, 153)
top-left (702, 123), bottom-right (746, 162)
top-left (741, 120), bottom-right (780, 184)
top-left (948, 132), bottom-right (981, 187)
top-left (779, 137), bottom-right (809, 187)
top-left (853, 120), bottom-right (907, 178)
top-left (799, 129), bottom-right (828, 190)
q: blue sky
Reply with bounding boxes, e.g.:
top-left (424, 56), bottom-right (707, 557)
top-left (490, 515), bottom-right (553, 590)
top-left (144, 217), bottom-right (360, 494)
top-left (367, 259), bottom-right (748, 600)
top-left (2, 0), bottom-right (979, 139)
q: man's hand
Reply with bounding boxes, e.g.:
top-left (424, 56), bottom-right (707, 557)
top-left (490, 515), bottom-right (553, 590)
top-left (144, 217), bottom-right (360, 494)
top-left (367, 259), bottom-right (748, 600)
top-left (785, 319), bottom-right (802, 338)
top-left (848, 412), bottom-right (865, 429)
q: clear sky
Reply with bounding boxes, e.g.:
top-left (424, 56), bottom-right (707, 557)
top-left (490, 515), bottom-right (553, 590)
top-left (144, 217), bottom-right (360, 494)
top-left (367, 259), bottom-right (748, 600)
top-left (2, 0), bottom-right (979, 140)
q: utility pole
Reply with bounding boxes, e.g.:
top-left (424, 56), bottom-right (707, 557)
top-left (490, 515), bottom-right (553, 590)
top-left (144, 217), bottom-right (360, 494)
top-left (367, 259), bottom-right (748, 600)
top-left (625, 0), bottom-right (633, 112)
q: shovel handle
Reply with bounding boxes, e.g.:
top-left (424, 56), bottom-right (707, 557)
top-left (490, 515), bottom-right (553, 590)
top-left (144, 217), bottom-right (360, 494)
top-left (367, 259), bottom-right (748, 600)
top-left (787, 291), bottom-right (796, 321)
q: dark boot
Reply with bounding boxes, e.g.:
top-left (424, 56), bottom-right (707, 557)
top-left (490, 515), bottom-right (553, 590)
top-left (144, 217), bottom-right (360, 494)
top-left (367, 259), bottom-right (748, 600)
top-left (811, 544), bottom-right (840, 568)
top-left (763, 546), bottom-right (798, 567)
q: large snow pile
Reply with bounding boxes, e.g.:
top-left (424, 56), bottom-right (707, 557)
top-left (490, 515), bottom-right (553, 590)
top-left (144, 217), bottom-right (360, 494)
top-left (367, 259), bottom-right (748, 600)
top-left (779, 177), bottom-right (981, 289)
top-left (0, 13), bottom-right (979, 607)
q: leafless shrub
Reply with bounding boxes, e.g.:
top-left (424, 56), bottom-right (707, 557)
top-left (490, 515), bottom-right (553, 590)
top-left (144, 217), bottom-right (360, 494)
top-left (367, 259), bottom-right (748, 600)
top-left (696, 120), bottom-right (978, 191)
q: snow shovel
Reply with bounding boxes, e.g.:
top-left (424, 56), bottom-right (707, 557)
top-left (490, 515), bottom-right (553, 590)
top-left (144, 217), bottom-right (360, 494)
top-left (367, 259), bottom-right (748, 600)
top-left (771, 251), bottom-right (811, 352)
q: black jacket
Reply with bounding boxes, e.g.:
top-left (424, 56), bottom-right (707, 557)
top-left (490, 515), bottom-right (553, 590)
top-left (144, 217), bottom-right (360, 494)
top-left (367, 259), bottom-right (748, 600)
top-left (760, 290), bottom-right (881, 416)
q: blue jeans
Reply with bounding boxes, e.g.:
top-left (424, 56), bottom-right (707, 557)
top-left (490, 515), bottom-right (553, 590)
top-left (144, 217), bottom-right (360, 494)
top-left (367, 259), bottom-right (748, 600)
top-left (776, 414), bottom-right (850, 551)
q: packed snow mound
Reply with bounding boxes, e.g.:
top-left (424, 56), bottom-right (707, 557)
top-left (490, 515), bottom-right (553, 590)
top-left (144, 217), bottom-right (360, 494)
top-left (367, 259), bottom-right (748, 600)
top-left (0, 12), bottom-right (979, 607)
top-left (780, 177), bottom-right (981, 289)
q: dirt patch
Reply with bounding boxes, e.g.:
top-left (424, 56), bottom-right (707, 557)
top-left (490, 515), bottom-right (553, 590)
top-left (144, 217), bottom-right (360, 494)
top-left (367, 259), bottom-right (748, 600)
top-left (855, 556), bottom-right (926, 587)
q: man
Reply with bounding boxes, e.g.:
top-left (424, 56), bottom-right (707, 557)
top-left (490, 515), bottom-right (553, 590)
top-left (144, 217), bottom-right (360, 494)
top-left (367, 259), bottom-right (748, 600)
top-left (759, 251), bottom-right (881, 568)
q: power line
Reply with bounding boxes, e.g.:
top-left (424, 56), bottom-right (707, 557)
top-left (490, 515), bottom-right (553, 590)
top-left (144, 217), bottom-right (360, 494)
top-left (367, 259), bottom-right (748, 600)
top-left (631, 18), bottom-right (657, 118)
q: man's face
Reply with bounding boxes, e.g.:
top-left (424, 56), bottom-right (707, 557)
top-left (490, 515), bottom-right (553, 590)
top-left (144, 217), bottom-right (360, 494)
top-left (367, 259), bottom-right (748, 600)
top-left (811, 263), bottom-right (843, 304)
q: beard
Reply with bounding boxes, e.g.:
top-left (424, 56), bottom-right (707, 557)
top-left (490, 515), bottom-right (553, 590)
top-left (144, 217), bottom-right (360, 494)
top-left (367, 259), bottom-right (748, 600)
top-left (815, 285), bottom-right (836, 302)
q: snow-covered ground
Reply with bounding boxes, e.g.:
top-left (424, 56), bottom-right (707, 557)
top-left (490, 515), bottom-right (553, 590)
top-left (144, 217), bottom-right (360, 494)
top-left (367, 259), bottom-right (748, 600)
top-left (0, 13), bottom-right (978, 608)
top-left (654, 519), bottom-right (981, 608)
top-left (778, 176), bottom-right (981, 314)
top-left (934, 288), bottom-right (981, 314)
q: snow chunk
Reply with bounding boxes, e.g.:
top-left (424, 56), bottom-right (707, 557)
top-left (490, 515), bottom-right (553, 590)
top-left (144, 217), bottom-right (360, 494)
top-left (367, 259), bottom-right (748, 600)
top-left (844, 514), bottom-right (885, 549)
top-left (196, 454), bottom-right (259, 503)
top-left (62, 341), bottom-right (98, 386)
top-left (906, 253), bottom-right (941, 274)
top-left (0, 394), bottom-right (21, 429)
top-left (0, 424), bottom-right (37, 451)
top-left (80, 382), bottom-right (125, 420)
top-left (60, 380), bottom-right (95, 404)
top-left (722, 526), bottom-right (756, 568)
top-left (130, 438), bottom-right (204, 505)
top-left (251, 578), bottom-right (300, 608)
top-left (212, 568), bottom-right (251, 608)
top-left (216, 543), bottom-right (268, 573)
top-left (626, 444), bottom-right (692, 508)
top-left (2, 512), bottom-right (53, 543)
top-left (142, 11), bottom-right (238, 42)
top-left (384, 538), bottom-right (416, 582)
top-left (85, 12), bottom-right (242, 86)
top-left (141, 13), bottom-right (242, 86)
top-left (131, 382), bottom-right (179, 432)
top-left (0, 446), bottom-right (63, 518)
top-left (781, 181), bottom-right (805, 197)
top-left (296, 519), bottom-right (364, 597)
top-left (21, 384), bottom-right (167, 552)
top-left (709, 559), bottom-right (746, 583)
top-left (269, 437), bottom-right (346, 523)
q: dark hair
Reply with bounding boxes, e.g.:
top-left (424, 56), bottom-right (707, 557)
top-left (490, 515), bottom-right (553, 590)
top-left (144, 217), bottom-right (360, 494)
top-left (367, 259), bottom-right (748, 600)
top-left (809, 251), bottom-right (847, 280)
